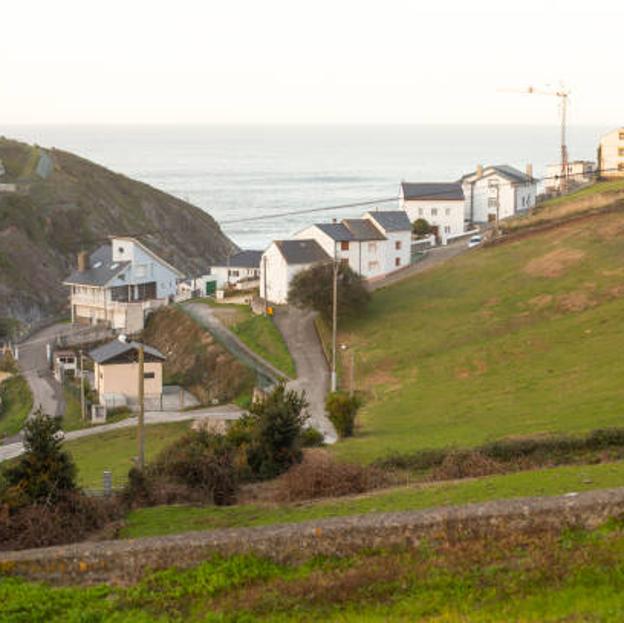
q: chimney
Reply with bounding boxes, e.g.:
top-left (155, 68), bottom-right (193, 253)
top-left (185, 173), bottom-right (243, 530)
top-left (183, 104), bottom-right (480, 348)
top-left (476, 164), bottom-right (483, 179)
top-left (526, 163), bottom-right (533, 179)
top-left (77, 251), bottom-right (89, 272)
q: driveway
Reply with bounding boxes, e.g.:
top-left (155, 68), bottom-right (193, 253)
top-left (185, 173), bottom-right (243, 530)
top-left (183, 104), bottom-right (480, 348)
top-left (273, 307), bottom-right (337, 443)
top-left (0, 405), bottom-right (243, 463)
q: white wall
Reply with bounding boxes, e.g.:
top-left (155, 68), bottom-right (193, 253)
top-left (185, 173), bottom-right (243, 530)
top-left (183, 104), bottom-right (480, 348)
top-left (599, 128), bottom-right (624, 178)
top-left (401, 198), bottom-right (464, 244)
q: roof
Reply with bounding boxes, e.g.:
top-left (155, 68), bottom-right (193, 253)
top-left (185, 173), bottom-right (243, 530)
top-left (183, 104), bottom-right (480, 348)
top-left (274, 239), bottom-right (331, 265)
top-left (89, 339), bottom-right (165, 364)
top-left (64, 245), bottom-right (130, 287)
top-left (461, 165), bottom-right (535, 184)
top-left (314, 223), bottom-right (354, 241)
top-left (366, 211), bottom-right (412, 232)
top-left (219, 250), bottom-right (263, 269)
top-left (112, 237), bottom-right (184, 278)
top-left (401, 182), bottom-right (464, 201)
top-left (342, 219), bottom-right (387, 241)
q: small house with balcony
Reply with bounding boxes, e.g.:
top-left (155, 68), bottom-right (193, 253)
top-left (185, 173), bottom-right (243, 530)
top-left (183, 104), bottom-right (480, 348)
top-left (208, 250), bottom-right (263, 290)
top-left (64, 237), bottom-right (184, 334)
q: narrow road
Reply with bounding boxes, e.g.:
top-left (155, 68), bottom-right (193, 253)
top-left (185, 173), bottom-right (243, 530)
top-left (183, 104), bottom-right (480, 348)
top-left (183, 302), bottom-right (290, 384)
top-left (273, 307), bottom-right (337, 443)
top-left (369, 239), bottom-right (470, 291)
top-left (0, 405), bottom-right (243, 463)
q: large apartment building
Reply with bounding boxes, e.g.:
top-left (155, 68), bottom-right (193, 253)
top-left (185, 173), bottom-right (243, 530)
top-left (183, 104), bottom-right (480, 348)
top-left (598, 128), bottom-right (624, 178)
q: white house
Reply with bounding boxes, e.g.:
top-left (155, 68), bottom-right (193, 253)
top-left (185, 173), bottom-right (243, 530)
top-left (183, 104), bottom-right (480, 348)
top-left (260, 239), bottom-right (331, 304)
top-left (294, 220), bottom-right (388, 279)
top-left (364, 211), bottom-right (412, 273)
top-left (598, 127), bottom-right (624, 178)
top-left (461, 164), bottom-right (537, 224)
top-left (544, 161), bottom-right (595, 193)
top-left (399, 182), bottom-right (465, 244)
top-left (64, 237), bottom-right (184, 333)
top-left (208, 250), bottom-right (263, 289)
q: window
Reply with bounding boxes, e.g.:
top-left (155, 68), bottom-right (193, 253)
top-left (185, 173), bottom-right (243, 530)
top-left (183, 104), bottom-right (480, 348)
top-left (118, 246), bottom-right (124, 254)
top-left (619, 163), bottom-right (624, 171)
top-left (135, 264), bottom-right (147, 278)
top-left (618, 148), bottom-right (624, 157)
top-left (488, 197), bottom-right (498, 208)
top-left (488, 179), bottom-right (499, 188)
top-left (368, 242), bottom-right (377, 253)
top-left (228, 269), bottom-right (240, 277)
top-left (395, 257), bottom-right (401, 267)
top-left (143, 372), bottom-right (155, 379)
top-left (444, 226), bottom-right (451, 234)
top-left (445, 208), bottom-right (451, 216)
top-left (395, 241), bottom-right (402, 250)
top-left (431, 208), bottom-right (438, 216)
top-left (340, 258), bottom-right (349, 267)
top-left (340, 241), bottom-right (350, 251)
top-left (368, 261), bottom-right (379, 272)
top-left (418, 208), bottom-right (423, 216)
top-left (522, 196), bottom-right (526, 207)
top-left (619, 132), bottom-right (624, 140)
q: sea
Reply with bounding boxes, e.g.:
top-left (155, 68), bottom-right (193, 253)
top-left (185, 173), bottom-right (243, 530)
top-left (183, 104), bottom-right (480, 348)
top-left (0, 124), bottom-right (608, 250)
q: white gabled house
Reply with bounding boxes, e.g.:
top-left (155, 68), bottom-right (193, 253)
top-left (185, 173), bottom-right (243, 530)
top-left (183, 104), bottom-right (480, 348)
top-left (399, 182), bottom-right (465, 244)
top-left (364, 211), bottom-right (412, 273)
top-left (260, 239), bottom-right (331, 304)
top-left (208, 250), bottom-right (263, 289)
top-left (461, 164), bottom-right (537, 224)
top-left (64, 237), bottom-right (184, 333)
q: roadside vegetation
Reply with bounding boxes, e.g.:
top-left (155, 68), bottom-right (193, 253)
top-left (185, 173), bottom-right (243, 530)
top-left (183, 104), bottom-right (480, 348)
top-left (5, 522), bottom-right (624, 621)
top-left (0, 374), bottom-right (32, 438)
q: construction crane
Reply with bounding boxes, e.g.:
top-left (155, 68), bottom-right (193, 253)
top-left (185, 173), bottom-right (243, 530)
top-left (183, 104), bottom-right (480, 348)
top-left (501, 85), bottom-right (570, 193)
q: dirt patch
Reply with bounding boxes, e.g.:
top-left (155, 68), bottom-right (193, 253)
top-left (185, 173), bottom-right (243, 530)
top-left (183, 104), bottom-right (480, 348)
top-left (456, 359), bottom-right (487, 380)
top-left (0, 371), bottom-right (12, 384)
top-left (524, 248), bottom-right (586, 278)
top-left (528, 294), bottom-right (553, 310)
top-left (556, 291), bottom-right (596, 313)
top-left (608, 284), bottom-right (624, 298)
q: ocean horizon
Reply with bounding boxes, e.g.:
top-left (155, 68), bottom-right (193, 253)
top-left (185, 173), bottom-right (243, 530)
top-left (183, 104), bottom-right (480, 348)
top-left (0, 124), bottom-right (609, 249)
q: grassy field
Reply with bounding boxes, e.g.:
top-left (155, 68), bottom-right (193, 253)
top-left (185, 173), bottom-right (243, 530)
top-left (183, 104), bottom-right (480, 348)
top-left (65, 421), bottom-right (191, 489)
top-left (122, 459), bottom-right (624, 538)
top-left (5, 523), bottom-right (624, 621)
top-left (331, 208), bottom-right (624, 463)
top-left (0, 375), bottom-right (32, 437)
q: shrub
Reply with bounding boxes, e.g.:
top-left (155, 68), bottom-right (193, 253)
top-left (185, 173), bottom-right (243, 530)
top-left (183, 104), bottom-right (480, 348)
top-left (2, 409), bottom-right (76, 507)
top-left (288, 262), bottom-right (371, 324)
top-left (299, 427), bottom-right (325, 448)
top-left (326, 391), bottom-right (361, 438)
top-left (245, 384), bottom-right (308, 479)
top-left (273, 451), bottom-right (389, 502)
top-left (430, 451), bottom-right (505, 481)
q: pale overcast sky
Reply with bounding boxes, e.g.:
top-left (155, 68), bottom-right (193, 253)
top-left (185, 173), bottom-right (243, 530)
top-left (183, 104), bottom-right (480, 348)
top-left (2, 0), bottom-right (622, 125)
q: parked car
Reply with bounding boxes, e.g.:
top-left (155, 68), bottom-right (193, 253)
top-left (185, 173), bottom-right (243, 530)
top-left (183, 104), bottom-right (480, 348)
top-left (468, 235), bottom-right (482, 249)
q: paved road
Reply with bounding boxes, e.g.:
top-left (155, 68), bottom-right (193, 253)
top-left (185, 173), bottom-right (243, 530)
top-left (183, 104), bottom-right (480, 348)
top-left (0, 405), bottom-right (243, 463)
top-left (369, 240), bottom-right (470, 291)
top-left (273, 307), bottom-right (337, 443)
top-left (183, 302), bottom-right (290, 384)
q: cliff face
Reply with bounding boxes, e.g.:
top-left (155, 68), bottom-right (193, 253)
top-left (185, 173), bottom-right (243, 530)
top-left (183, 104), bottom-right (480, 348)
top-left (0, 138), bottom-right (236, 325)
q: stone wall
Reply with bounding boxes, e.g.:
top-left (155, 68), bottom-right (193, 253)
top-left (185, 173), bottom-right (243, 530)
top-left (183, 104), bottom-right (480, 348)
top-left (2, 488), bottom-right (624, 586)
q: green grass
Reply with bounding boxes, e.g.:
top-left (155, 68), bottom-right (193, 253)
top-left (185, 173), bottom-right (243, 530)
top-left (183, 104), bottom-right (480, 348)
top-left (65, 421), bottom-right (191, 489)
top-left (330, 208), bottom-right (624, 463)
top-left (231, 314), bottom-right (296, 378)
top-left (538, 178), bottom-right (624, 209)
top-left (122, 459), bottom-right (624, 538)
top-left (0, 375), bottom-right (32, 437)
top-left (5, 525), bottom-right (624, 621)
top-left (60, 385), bottom-right (131, 432)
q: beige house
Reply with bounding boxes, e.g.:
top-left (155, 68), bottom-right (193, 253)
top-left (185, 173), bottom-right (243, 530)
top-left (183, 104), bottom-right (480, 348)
top-left (89, 338), bottom-right (165, 411)
top-left (598, 127), bottom-right (624, 178)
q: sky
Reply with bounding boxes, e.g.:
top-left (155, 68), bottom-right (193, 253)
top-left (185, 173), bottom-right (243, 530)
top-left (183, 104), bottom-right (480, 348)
top-left (1, 0), bottom-right (622, 125)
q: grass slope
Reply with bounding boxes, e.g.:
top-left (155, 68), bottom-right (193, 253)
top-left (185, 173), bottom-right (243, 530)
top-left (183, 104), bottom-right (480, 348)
top-left (4, 524), bottom-right (624, 621)
top-left (333, 208), bottom-right (624, 463)
top-left (122, 459), bottom-right (624, 538)
top-left (65, 421), bottom-right (191, 489)
top-left (0, 375), bottom-right (32, 437)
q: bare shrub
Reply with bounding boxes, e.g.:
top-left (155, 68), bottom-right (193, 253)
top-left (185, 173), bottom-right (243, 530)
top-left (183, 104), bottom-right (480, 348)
top-left (430, 451), bottom-right (505, 481)
top-left (273, 451), bottom-right (389, 502)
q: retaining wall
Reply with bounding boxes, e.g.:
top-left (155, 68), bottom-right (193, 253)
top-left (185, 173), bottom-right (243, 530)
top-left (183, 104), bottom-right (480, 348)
top-left (2, 487), bottom-right (624, 586)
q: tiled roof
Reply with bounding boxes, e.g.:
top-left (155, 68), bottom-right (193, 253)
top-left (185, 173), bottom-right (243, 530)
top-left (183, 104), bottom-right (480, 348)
top-left (342, 219), bottom-right (387, 241)
top-left (315, 223), bottom-right (355, 241)
top-left (275, 239), bottom-right (331, 265)
top-left (64, 245), bottom-right (130, 287)
top-left (221, 250), bottom-right (263, 269)
top-left (401, 182), bottom-right (464, 201)
top-left (366, 211), bottom-right (412, 232)
top-left (89, 339), bottom-right (165, 364)
top-left (461, 165), bottom-right (535, 184)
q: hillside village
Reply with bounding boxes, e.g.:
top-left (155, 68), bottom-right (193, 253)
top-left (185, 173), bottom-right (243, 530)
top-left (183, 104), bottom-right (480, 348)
top-left (2, 125), bottom-right (624, 618)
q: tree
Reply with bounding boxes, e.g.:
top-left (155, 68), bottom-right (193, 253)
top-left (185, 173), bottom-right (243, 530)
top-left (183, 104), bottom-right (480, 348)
top-left (288, 262), bottom-right (370, 323)
top-left (245, 384), bottom-right (308, 479)
top-left (412, 218), bottom-right (432, 237)
top-left (325, 391), bottom-right (361, 438)
top-left (2, 410), bottom-right (76, 507)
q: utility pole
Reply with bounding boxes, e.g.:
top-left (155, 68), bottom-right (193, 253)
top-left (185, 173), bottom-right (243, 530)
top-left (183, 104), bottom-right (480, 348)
top-left (263, 255), bottom-right (268, 315)
top-left (79, 350), bottom-right (85, 421)
top-left (331, 245), bottom-right (339, 392)
top-left (349, 348), bottom-right (355, 396)
top-left (137, 344), bottom-right (145, 470)
top-left (494, 184), bottom-right (500, 237)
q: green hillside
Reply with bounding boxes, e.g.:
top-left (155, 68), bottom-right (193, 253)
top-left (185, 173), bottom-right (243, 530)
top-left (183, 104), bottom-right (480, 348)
top-left (334, 205), bottom-right (624, 463)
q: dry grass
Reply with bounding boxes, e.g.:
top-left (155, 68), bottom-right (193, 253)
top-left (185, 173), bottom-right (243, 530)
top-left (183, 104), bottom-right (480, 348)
top-left (524, 247), bottom-right (586, 278)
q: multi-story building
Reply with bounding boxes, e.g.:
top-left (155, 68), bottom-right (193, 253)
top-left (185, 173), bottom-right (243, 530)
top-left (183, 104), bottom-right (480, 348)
top-left (598, 128), bottom-right (624, 178)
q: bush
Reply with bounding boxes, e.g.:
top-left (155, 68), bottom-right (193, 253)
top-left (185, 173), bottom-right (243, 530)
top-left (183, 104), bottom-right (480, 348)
top-left (326, 391), bottom-right (361, 438)
top-left (274, 451), bottom-right (388, 502)
top-left (412, 218), bottom-right (432, 237)
top-left (299, 427), bottom-right (325, 448)
top-left (2, 409), bottom-right (76, 508)
top-left (288, 262), bottom-right (371, 324)
top-left (430, 451), bottom-right (505, 481)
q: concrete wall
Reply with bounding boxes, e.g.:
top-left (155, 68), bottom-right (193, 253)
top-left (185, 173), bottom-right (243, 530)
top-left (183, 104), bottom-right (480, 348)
top-left (94, 361), bottom-right (162, 401)
top-left (2, 488), bottom-right (624, 586)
